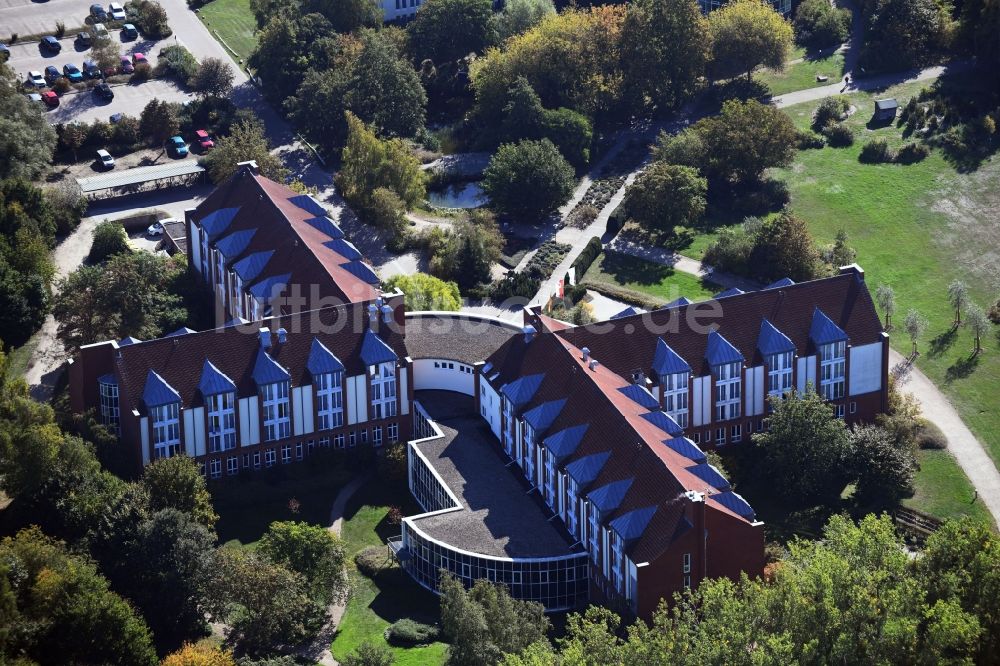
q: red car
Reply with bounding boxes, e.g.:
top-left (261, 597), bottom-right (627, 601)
top-left (41, 90), bottom-right (59, 107)
top-left (132, 52), bottom-right (147, 65)
top-left (119, 56), bottom-right (134, 74)
top-left (195, 129), bottom-right (214, 151)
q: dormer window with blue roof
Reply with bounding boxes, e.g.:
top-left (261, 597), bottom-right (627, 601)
top-left (308, 339), bottom-right (345, 431)
top-left (759, 320), bottom-right (795, 398)
top-left (200, 360), bottom-right (237, 453)
top-left (371, 362), bottom-right (397, 422)
top-left (707, 331), bottom-right (743, 422)
top-left (143, 370), bottom-right (182, 459)
top-left (811, 308), bottom-right (848, 401)
top-left (652, 339), bottom-right (691, 428)
top-left (254, 348), bottom-right (291, 442)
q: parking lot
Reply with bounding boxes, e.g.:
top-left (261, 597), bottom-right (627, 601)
top-left (0, 0), bottom-right (90, 40)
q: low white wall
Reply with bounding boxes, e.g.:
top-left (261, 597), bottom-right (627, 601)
top-left (412, 358), bottom-right (475, 395)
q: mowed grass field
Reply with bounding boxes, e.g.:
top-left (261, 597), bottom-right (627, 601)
top-left (582, 251), bottom-right (721, 305)
top-left (196, 0), bottom-right (258, 66)
top-left (757, 50), bottom-right (847, 97)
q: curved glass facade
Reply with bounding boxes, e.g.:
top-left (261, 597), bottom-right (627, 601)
top-left (401, 521), bottom-right (590, 612)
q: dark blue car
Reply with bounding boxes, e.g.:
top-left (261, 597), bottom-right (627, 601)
top-left (44, 65), bottom-right (61, 82)
top-left (40, 36), bottom-right (61, 53)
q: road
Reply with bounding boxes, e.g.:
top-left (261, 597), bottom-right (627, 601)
top-left (0, 0), bottom-right (91, 40)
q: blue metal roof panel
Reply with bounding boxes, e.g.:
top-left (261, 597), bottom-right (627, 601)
top-left (663, 296), bottom-right (692, 308)
top-left (232, 250), bottom-right (274, 283)
top-left (97, 373), bottom-right (117, 385)
top-left (288, 194), bottom-right (327, 217)
top-left (304, 216), bottom-right (344, 239)
top-left (652, 338), bottom-right (691, 376)
top-left (664, 437), bottom-right (707, 463)
top-left (142, 369), bottom-right (180, 407)
top-left (200, 207), bottom-right (240, 240)
top-left (215, 228), bottom-right (256, 260)
top-left (565, 451), bottom-right (611, 486)
top-left (714, 287), bottom-right (745, 299)
top-left (641, 411), bottom-right (684, 436)
top-left (500, 373), bottom-right (545, 407)
top-left (810, 307), bottom-right (849, 345)
top-left (686, 463), bottom-right (731, 490)
top-left (543, 424), bottom-right (589, 460)
top-left (118, 336), bottom-right (141, 346)
top-left (764, 277), bottom-right (795, 290)
top-left (618, 384), bottom-right (660, 410)
top-left (758, 319), bottom-right (796, 356)
top-left (360, 329), bottom-right (398, 366)
top-left (252, 348), bottom-right (290, 385)
top-left (611, 306), bottom-right (639, 320)
top-left (249, 273), bottom-right (292, 300)
top-left (523, 398), bottom-right (567, 432)
top-left (610, 505), bottom-right (658, 541)
top-left (198, 359), bottom-right (237, 396)
top-left (589, 478), bottom-right (633, 513)
top-left (340, 260), bottom-right (380, 285)
top-left (165, 327), bottom-right (196, 337)
top-left (711, 490), bottom-right (756, 521)
top-left (706, 330), bottom-right (744, 366)
top-left (307, 337), bottom-right (346, 375)
top-left (324, 238), bottom-right (362, 261)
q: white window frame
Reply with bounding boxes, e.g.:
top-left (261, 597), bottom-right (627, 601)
top-left (281, 443), bottom-right (292, 464)
top-left (227, 455), bottom-right (239, 475)
top-left (99, 379), bottom-right (120, 436)
top-left (388, 422), bottom-right (399, 442)
top-left (661, 372), bottom-right (689, 428)
top-left (261, 381), bottom-right (291, 442)
top-left (372, 426), bottom-right (383, 447)
top-left (767, 351), bottom-right (794, 397)
top-left (820, 341), bottom-right (847, 400)
top-left (588, 503), bottom-right (600, 564)
top-left (264, 448), bottom-right (276, 467)
top-left (207, 391), bottom-right (237, 453)
top-left (209, 458), bottom-right (222, 479)
top-left (370, 362), bottom-right (398, 420)
top-left (152, 402), bottom-right (182, 459)
top-left (714, 362), bottom-right (742, 421)
top-left (315, 371), bottom-right (344, 431)
top-left (543, 451), bottom-right (556, 509)
top-left (683, 552), bottom-right (691, 573)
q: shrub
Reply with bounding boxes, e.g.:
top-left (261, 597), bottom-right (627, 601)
top-left (131, 62), bottom-right (152, 82)
top-left (895, 142), bottom-right (930, 164)
top-left (55, 20), bottom-right (66, 37)
top-left (156, 44), bottom-right (198, 81)
top-left (571, 236), bottom-right (602, 278)
top-left (823, 123), bottom-right (855, 147)
top-left (812, 96), bottom-right (850, 131)
top-left (859, 137), bottom-right (895, 163)
top-left (490, 271), bottom-right (540, 302)
top-left (89, 221), bottom-right (131, 263)
top-left (52, 78), bottom-right (71, 93)
top-left (354, 546), bottom-right (389, 578)
top-left (798, 130), bottom-right (825, 149)
top-left (915, 419), bottom-right (947, 449)
top-left (126, 0), bottom-right (172, 38)
top-left (565, 203), bottom-right (598, 229)
top-left (605, 203), bottom-right (627, 237)
top-left (386, 619), bottom-right (440, 646)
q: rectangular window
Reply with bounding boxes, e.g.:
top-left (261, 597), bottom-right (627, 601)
top-left (388, 422), bottom-right (399, 442)
top-left (850, 401), bottom-right (857, 414)
top-left (731, 424), bottom-right (742, 443)
top-left (207, 392), bottom-right (237, 453)
top-left (296, 442), bottom-right (303, 460)
top-left (99, 379), bottom-right (120, 436)
top-left (281, 444), bottom-right (292, 464)
top-left (361, 428), bottom-right (368, 445)
top-left (820, 341), bottom-right (847, 401)
top-left (716, 427), bottom-right (726, 447)
top-left (693, 432), bottom-right (701, 444)
top-left (767, 351), bottom-right (794, 397)
top-left (588, 504), bottom-right (600, 565)
top-left (151, 402), bottom-right (182, 459)
top-left (661, 372), bottom-right (689, 429)
top-left (253, 451), bottom-right (261, 469)
top-left (209, 458), bottom-right (222, 479)
top-left (264, 448), bottom-right (276, 467)
top-left (835, 404), bottom-right (845, 419)
top-left (242, 453), bottom-right (250, 469)
top-left (714, 362), bottom-right (742, 421)
top-left (227, 455), bottom-right (239, 475)
top-left (683, 552), bottom-right (691, 573)
top-left (349, 431), bottom-right (356, 448)
top-left (261, 381), bottom-right (291, 442)
top-left (334, 434), bottom-right (345, 449)
top-left (315, 371), bottom-right (344, 430)
top-left (307, 439), bottom-right (315, 454)
top-left (372, 426), bottom-right (383, 447)
top-left (683, 575), bottom-right (691, 589)
top-left (320, 436), bottom-right (330, 448)
top-left (370, 362), bottom-right (398, 420)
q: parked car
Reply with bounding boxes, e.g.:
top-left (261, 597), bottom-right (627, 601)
top-left (94, 82), bottom-right (114, 99)
top-left (147, 221), bottom-right (164, 236)
top-left (92, 23), bottom-right (109, 38)
top-left (27, 71), bottom-right (46, 87)
top-left (76, 32), bottom-right (92, 47)
top-left (110, 112), bottom-right (124, 123)
top-left (40, 36), bottom-right (62, 53)
top-left (44, 65), bottom-right (61, 82)
top-left (132, 52), bottom-right (147, 66)
top-left (0, 43), bottom-right (9, 60)
top-left (168, 136), bottom-right (188, 157)
top-left (83, 59), bottom-right (100, 78)
top-left (119, 56), bottom-right (134, 73)
top-left (41, 91), bottom-right (59, 107)
top-left (195, 129), bottom-right (214, 151)
top-left (96, 149), bottom-right (115, 169)
top-left (108, 2), bottom-right (126, 19)
top-left (121, 23), bottom-right (138, 39)
top-left (63, 63), bottom-right (84, 83)
top-left (90, 3), bottom-right (107, 19)
top-left (25, 92), bottom-right (43, 103)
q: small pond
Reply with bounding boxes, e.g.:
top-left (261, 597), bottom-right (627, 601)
top-left (427, 181), bottom-right (487, 209)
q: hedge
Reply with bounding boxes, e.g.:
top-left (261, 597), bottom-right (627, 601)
top-left (571, 236), bottom-right (602, 279)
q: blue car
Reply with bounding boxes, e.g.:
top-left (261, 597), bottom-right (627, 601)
top-left (44, 65), bottom-right (61, 82)
top-left (63, 63), bottom-right (84, 82)
top-left (40, 35), bottom-right (61, 53)
top-left (168, 136), bottom-right (188, 157)
top-left (83, 59), bottom-right (101, 78)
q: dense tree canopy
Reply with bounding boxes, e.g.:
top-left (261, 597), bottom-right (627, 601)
top-left (258, 521), bottom-right (348, 602)
top-left (408, 0), bottom-right (496, 64)
top-left (482, 139), bottom-right (575, 219)
top-left (708, 0), bottom-right (793, 80)
top-left (0, 64), bottom-right (58, 180)
top-left (141, 455), bottom-right (219, 528)
top-left (859, 0), bottom-right (951, 70)
top-left (492, 0), bottom-right (555, 42)
top-left (623, 162), bottom-right (706, 233)
top-left (496, 77), bottom-right (593, 167)
top-left (794, 0), bottom-right (852, 48)
top-left (204, 118), bottom-right (287, 184)
top-left (427, 210), bottom-right (504, 289)
top-left (384, 273), bottom-right (463, 310)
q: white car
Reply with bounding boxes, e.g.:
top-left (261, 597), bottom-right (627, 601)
top-left (147, 221), bottom-right (164, 236)
top-left (28, 71), bottom-right (46, 87)
top-left (97, 149), bottom-right (115, 170)
top-left (92, 23), bottom-right (109, 37)
top-left (108, 2), bottom-right (126, 20)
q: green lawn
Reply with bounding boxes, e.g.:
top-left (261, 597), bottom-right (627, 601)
top-left (196, 0), bottom-right (258, 66)
top-left (211, 455), bottom-right (353, 547)
top-left (904, 449), bottom-right (993, 525)
top-left (757, 51), bottom-right (846, 97)
top-left (331, 481), bottom-right (448, 666)
top-left (581, 251), bottom-right (721, 306)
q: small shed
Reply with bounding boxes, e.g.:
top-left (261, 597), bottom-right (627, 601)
top-left (874, 98), bottom-right (899, 122)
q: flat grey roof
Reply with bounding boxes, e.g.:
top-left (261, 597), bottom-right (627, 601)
top-left (76, 162), bottom-right (205, 193)
top-left (409, 391), bottom-right (578, 559)
top-left (404, 313), bottom-right (518, 366)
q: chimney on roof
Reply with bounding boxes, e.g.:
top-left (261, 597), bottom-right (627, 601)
top-left (368, 304), bottom-right (379, 327)
top-left (522, 324), bottom-right (536, 344)
top-left (259, 327), bottom-right (272, 349)
top-left (839, 263), bottom-right (864, 281)
top-left (631, 368), bottom-right (646, 385)
top-left (581, 347), bottom-right (590, 362)
top-left (276, 327), bottom-right (287, 344)
top-left (237, 160), bottom-right (259, 176)
top-left (589, 359), bottom-right (599, 371)
top-left (380, 304), bottom-right (393, 324)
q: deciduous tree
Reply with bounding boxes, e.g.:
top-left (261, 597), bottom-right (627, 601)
top-left (204, 118), bottom-right (287, 184)
top-left (384, 273), bottom-right (462, 310)
top-left (408, 0), bottom-right (496, 63)
top-left (258, 521), bottom-right (348, 603)
top-left (190, 57), bottom-right (235, 98)
top-left (624, 162), bottom-right (706, 234)
top-left (162, 644), bottom-right (236, 666)
top-left (482, 139), bottom-right (575, 219)
top-left (492, 0), bottom-right (554, 42)
top-left (708, 0), bottom-right (793, 80)
top-left (139, 98), bottom-right (180, 148)
top-left (89, 220), bottom-right (130, 263)
top-left (964, 302), bottom-right (990, 355)
top-left (947, 279), bottom-right (968, 326)
top-left (794, 0), bottom-right (851, 48)
top-left (876, 283), bottom-right (896, 329)
top-left (748, 211), bottom-right (821, 282)
top-left (851, 423), bottom-right (915, 506)
top-left (141, 455), bottom-right (218, 528)
top-left (904, 308), bottom-right (927, 356)
top-left (0, 66), bottom-right (57, 179)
